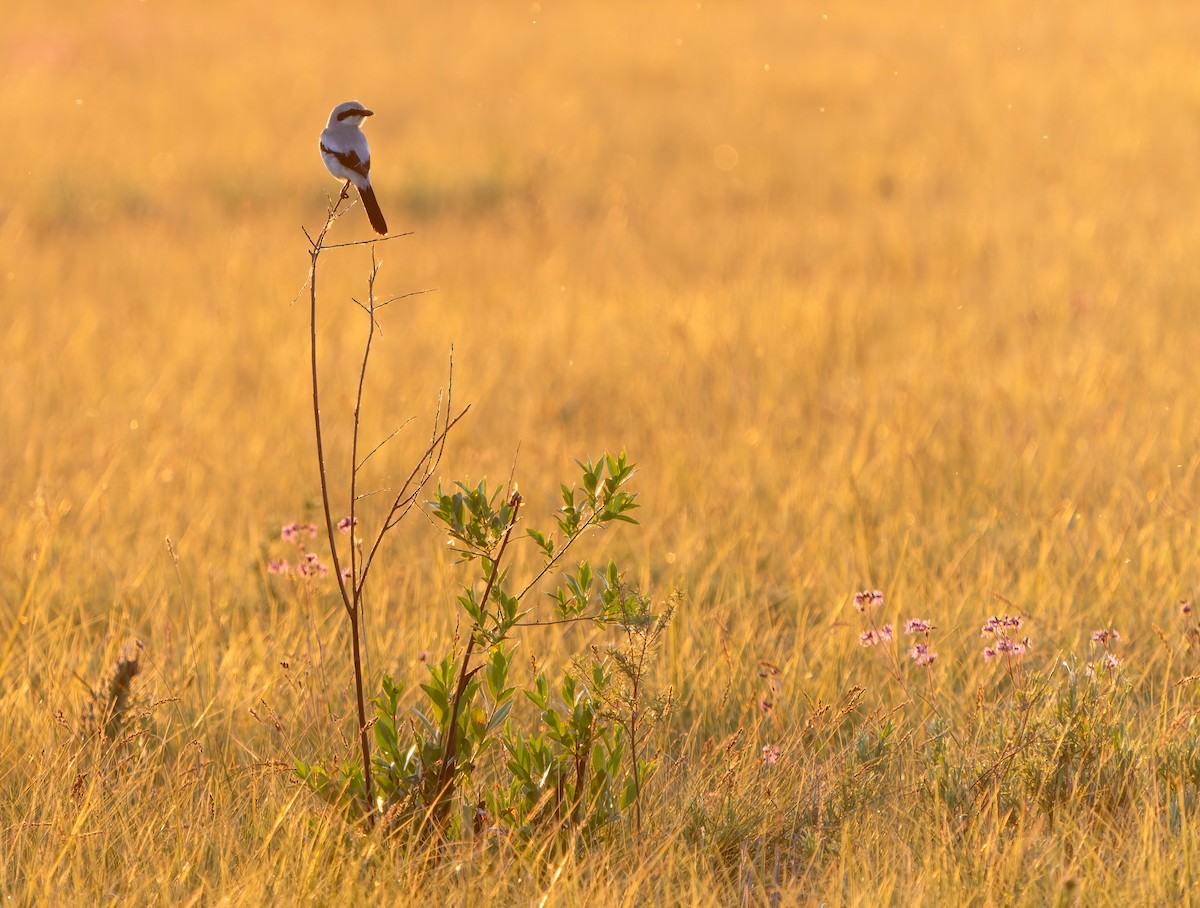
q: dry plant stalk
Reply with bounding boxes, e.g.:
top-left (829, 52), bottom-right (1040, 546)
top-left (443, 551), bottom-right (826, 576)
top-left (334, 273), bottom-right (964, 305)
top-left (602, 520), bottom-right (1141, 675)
top-left (84, 638), bottom-right (145, 741)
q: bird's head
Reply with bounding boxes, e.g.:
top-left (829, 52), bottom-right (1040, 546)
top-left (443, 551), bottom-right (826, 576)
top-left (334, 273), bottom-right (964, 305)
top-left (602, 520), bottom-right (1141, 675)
top-left (328, 101), bottom-right (374, 128)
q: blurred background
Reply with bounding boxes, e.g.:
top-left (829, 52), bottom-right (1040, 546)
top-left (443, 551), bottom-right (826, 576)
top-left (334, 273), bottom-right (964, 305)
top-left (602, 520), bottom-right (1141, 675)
top-left (4, 0), bottom-right (1200, 711)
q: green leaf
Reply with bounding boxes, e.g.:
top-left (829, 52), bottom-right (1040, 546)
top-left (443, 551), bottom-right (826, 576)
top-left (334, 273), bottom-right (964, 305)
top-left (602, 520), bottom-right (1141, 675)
top-left (619, 775), bottom-right (639, 811)
top-left (527, 527), bottom-right (555, 557)
top-left (485, 645), bottom-right (510, 698)
top-left (419, 682), bottom-right (450, 721)
top-left (412, 707), bottom-right (440, 738)
top-left (488, 699), bottom-right (514, 733)
top-left (591, 741), bottom-right (607, 775)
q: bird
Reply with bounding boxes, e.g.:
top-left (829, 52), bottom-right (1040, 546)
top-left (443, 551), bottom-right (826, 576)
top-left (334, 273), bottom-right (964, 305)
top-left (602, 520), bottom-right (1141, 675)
top-left (319, 100), bottom-right (388, 235)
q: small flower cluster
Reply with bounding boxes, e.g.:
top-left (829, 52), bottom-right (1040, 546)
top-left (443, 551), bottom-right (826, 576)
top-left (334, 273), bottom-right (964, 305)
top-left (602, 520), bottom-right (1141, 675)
top-left (298, 552), bottom-right (330, 578)
top-left (850, 588), bottom-right (940, 669)
top-left (854, 589), bottom-right (885, 612)
top-left (981, 614), bottom-right (1031, 662)
top-left (337, 515), bottom-right (358, 534)
top-left (761, 744), bottom-right (781, 766)
top-left (1086, 626), bottom-right (1122, 674)
top-left (853, 588), bottom-right (895, 651)
top-left (909, 643), bottom-right (937, 667)
top-left (281, 522), bottom-right (318, 543)
top-left (267, 519), bottom-right (348, 583)
top-left (1086, 653), bottom-right (1121, 674)
top-left (981, 614), bottom-right (1023, 636)
top-left (860, 625), bottom-right (894, 647)
top-left (905, 618), bottom-right (938, 666)
top-left (1181, 599), bottom-right (1200, 650)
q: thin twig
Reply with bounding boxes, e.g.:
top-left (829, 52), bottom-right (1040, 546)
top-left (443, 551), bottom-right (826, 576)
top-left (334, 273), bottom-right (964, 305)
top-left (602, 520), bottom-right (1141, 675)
top-left (321, 231), bottom-right (413, 250)
top-left (511, 614), bottom-right (607, 628)
top-left (308, 184), bottom-right (355, 617)
top-left (348, 248), bottom-right (382, 706)
top-left (372, 288), bottom-right (438, 310)
top-left (356, 416), bottom-right (417, 471)
top-left (355, 399), bottom-right (470, 596)
top-left (354, 487), bottom-right (395, 502)
top-left (514, 509), bottom-right (608, 603)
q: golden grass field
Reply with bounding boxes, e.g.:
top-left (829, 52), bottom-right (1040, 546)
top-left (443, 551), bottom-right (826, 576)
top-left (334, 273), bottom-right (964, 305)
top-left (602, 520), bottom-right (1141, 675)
top-left (6, 0), bottom-right (1200, 903)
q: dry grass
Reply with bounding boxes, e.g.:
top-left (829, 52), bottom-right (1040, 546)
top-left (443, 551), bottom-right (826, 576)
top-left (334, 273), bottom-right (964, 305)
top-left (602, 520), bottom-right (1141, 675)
top-left (5, 0), bottom-right (1200, 903)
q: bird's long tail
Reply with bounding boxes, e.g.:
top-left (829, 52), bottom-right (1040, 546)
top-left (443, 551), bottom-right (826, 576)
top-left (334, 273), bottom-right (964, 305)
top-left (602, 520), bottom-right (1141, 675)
top-left (358, 183), bottom-right (388, 236)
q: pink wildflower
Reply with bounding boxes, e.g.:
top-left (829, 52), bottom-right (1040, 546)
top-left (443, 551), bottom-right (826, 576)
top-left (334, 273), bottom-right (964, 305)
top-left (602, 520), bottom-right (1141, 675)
top-left (267, 559), bottom-right (290, 575)
top-left (1090, 628), bottom-right (1120, 645)
top-left (981, 614), bottom-right (1030, 664)
top-left (299, 552), bottom-right (328, 577)
top-left (909, 643), bottom-right (937, 667)
top-left (981, 614), bottom-right (1023, 637)
top-left (860, 625), bottom-right (893, 647)
top-left (761, 744), bottom-right (781, 766)
top-left (996, 637), bottom-right (1029, 656)
top-left (905, 618), bottom-right (935, 635)
top-left (337, 515), bottom-right (357, 534)
top-left (854, 589), bottom-right (884, 611)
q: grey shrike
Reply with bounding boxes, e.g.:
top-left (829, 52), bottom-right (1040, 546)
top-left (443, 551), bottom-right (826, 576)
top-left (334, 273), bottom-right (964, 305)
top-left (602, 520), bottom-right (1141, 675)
top-left (319, 100), bottom-right (388, 235)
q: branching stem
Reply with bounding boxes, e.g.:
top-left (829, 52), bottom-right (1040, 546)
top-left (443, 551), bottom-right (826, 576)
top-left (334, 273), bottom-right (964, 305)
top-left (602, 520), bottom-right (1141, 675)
top-left (307, 181), bottom-right (374, 822)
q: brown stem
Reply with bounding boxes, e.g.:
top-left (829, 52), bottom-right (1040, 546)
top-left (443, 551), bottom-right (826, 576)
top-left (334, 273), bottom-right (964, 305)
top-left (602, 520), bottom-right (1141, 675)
top-left (349, 252), bottom-right (381, 691)
top-left (573, 725), bottom-right (592, 826)
top-left (628, 627), bottom-right (648, 836)
top-left (308, 181), bottom-right (373, 823)
top-left (515, 508), bottom-right (605, 603)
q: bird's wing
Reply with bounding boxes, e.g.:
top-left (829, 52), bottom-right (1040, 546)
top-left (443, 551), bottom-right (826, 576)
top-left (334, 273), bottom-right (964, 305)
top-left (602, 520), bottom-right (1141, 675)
top-left (320, 141), bottom-right (371, 179)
